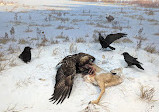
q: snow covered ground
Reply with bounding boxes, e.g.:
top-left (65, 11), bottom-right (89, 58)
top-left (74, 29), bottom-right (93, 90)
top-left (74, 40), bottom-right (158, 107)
top-left (0, 0), bottom-right (159, 112)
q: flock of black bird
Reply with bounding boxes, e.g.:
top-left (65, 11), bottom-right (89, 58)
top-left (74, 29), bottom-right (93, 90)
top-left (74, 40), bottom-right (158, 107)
top-left (18, 32), bottom-right (144, 104)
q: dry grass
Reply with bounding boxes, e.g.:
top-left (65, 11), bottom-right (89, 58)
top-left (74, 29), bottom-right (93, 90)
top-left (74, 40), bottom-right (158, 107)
top-left (29, 23), bottom-right (52, 27)
top-left (3, 104), bottom-right (32, 112)
top-left (56, 25), bottom-right (65, 29)
top-left (92, 34), bottom-right (99, 43)
top-left (145, 10), bottom-right (154, 15)
top-left (76, 38), bottom-right (86, 43)
top-left (93, 30), bottom-right (107, 34)
top-left (51, 40), bottom-right (59, 44)
top-left (9, 58), bottom-right (17, 67)
top-left (7, 45), bottom-right (15, 54)
top-left (0, 52), bottom-right (6, 61)
top-left (95, 23), bottom-right (109, 28)
top-left (3, 104), bottom-right (17, 112)
top-left (86, 22), bottom-right (96, 26)
top-left (37, 38), bottom-right (49, 47)
top-left (147, 19), bottom-right (158, 23)
top-left (144, 45), bottom-right (158, 54)
top-left (24, 27), bottom-right (33, 32)
top-left (72, 19), bottom-right (84, 23)
top-left (56, 25), bottom-right (74, 30)
top-left (154, 33), bottom-right (159, 36)
top-left (0, 37), bottom-right (11, 44)
top-left (63, 37), bottom-right (70, 42)
top-left (36, 48), bottom-right (42, 58)
top-left (54, 16), bottom-right (69, 22)
top-left (114, 38), bottom-right (133, 43)
top-left (69, 43), bottom-right (77, 53)
top-left (18, 39), bottom-right (29, 44)
top-left (0, 63), bottom-right (7, 73)
top-left (139, 85), bottom-right (156, 102)
top-left (16, 77), bottom-right (32, 88)
top-left (56, 32), bottom-right (69, 39)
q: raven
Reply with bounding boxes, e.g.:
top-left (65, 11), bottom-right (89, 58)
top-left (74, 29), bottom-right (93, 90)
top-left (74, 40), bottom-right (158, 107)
top-left (19, 46), bottom-right (32, 63)
top-left (122, 52), bottom-right (144, 70)
top-left (98, 33), bottom-right (127, 50)
top-left (49, 53), bottom-right (95, 104)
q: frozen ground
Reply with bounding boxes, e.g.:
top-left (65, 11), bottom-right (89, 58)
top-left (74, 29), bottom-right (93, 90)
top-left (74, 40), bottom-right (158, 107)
top-left (0, 0), bottom-right (159, 112)
top-left (0, 43), bottom-right (159, 112)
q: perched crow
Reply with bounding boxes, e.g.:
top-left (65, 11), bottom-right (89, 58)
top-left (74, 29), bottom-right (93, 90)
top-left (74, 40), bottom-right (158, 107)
top-left (98, 33), bottom-right (127, 50)
top-left (19, 46), bottom-right (32, 63)
top-left (49, 53), bottom-right (95, 104)
top-left (122, 52), bottom-right (144, 70)
top-left (106, 14), bottom-right (114, 22)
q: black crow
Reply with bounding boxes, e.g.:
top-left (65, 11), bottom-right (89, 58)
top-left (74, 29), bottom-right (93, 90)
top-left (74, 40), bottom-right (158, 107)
top-left (19, 46), bottom-right (32, 63)
top-left (122, 52), bottom-right (144, 70)
top-left (49, 53), bottom-right (95, 104)
top-left (106, 14), bottom-right (114, 22)
top-left (98, 33), bottom-right (127, 50)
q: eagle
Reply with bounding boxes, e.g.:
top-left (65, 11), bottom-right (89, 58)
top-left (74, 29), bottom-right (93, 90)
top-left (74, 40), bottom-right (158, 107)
top-left (98, 32), bottom-right (127, 50)
top-left (49, 53), bottom-right (95, 104)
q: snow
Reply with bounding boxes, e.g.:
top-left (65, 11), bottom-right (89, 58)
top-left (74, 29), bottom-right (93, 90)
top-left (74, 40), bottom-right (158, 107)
top-left (0, 43), bottom-right (159, 112)
top-left (0, 0), bottom-right (159, 112)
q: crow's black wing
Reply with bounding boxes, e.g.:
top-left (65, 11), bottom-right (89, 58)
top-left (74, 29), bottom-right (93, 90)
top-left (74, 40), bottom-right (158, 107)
top-left (50, 60), bottom-right (76, 104)
top-left (105, 33), bottom-right (127, 45)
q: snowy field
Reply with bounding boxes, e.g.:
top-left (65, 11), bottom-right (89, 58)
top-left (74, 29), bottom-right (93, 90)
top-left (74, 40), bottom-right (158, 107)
top-left (0, 0), bottom-right (159, 112)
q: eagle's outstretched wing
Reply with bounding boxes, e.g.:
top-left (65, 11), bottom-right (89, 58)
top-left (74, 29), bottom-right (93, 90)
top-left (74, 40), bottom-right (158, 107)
top-left (49, 59), bottom-right (76, 104)
top-left (105, 33), bottom-right (127, 45)
top-left (50, 52), bottom-right (95, 104)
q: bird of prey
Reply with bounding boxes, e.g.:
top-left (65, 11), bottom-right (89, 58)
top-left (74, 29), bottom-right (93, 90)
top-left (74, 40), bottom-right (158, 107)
top-left (49, 53), bottom-right (95, 104)
top-left (106, 14), bottom-right (114, 22)
top-left (19, 46), bottom-right (32, 63)
top-left (122, 52), bottom-right (144, 70)
top-left (98, 32), bottom-right (127, 50)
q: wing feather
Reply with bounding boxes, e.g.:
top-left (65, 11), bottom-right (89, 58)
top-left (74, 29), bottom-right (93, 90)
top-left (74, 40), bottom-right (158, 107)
top-left (105, 33), bottom-right (127, 45)
top-left (49, 60), bottom-right (76, 104)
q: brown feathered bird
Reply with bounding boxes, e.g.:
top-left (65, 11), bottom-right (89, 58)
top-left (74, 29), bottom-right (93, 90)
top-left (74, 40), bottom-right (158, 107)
top-left (106, 14), bottom-right (114, 22)
top-left (49, 53), bottom-right (95, 104)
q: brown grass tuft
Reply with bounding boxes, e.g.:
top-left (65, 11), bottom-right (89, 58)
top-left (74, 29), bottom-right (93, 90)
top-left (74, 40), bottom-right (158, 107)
top-left (76, 38), bottom-right (86, 43)
top-left (114, 38), bottom-right (133, 43)
top-left (69, 43), bottom-right (77, 53)
top-left (139, 85), bottom-right (156, 102)
top-left (9, 58), bottom-right (17, 67)
top-left (144, 45), bottom-right (158, 54)
top-left (18, 39), bottom-right (29, 44)
top-left (145, 10), bottom-right (154, 15)
top-left (0, 37), bottom-right (10, 44)
top-left (0, 63), bottom-right (7, 73)
top-left (37, 38), bottom-right (49, 47)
